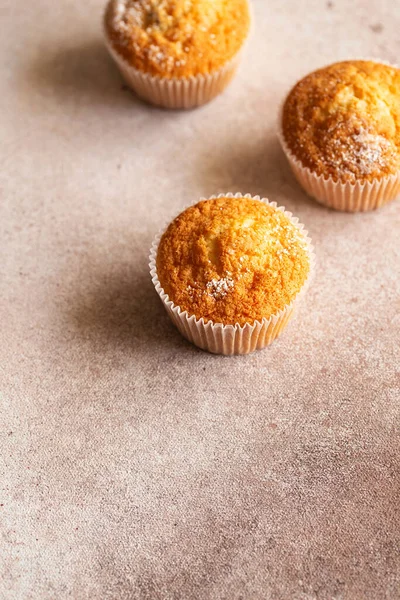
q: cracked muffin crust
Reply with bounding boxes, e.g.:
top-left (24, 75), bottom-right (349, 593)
top-left (282, 60), bottom-right (400, 183)
top-left (156, 197), bottom-right (310, 326)
top-left (104, 0), bottom-right (251, 78)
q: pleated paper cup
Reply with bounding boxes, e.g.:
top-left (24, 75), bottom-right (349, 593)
top-left (278, 129), bottom-right (400, 212)
top-left (149, 193), bottom-right (315, 356)
top-left (278, 60), bottom-right (400, 212)
top-left (104, 32), bottom-right (245, 110)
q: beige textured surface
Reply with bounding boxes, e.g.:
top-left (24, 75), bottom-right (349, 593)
top-left (1, 1), bottom-right (400, 599)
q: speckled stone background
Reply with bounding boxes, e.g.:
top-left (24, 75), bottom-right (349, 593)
top-left (1, 1), bottom-right (400, 598)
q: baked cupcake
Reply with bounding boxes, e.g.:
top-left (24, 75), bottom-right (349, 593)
top-left (150, 193), bottom-right (313, 355)
top-left (279, 60), bottom-right (400, 211)
top-left (104, 0), bottom-right (251, 109)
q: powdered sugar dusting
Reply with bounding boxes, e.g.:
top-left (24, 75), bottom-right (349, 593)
top-left (109, 0), bottom-right (197, 71)
top-left (323, 121), bottom-right (397, 179)
top-left (348, 130), bottom-right (392, 173)
top-left (111, 0), bottom-right (195, 33)
top-left (206, 277), bottom-right (235, 299)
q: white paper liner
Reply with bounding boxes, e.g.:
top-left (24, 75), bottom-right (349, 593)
top-left (277, 59), bottom-right (400, 212)
top-left (104, 29), bottom-right (246, 110)
top-left (149, 193), bottom-right (315, 356)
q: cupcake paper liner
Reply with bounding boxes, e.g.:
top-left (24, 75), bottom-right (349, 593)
top-left (278, 130), bottom-right (400, 212)
top-left (149, 193), bottom-right (315, 356)
top-left (278, 60), bottom-right (400, 212)
top-left (104, 32), bottom-right (244, 110)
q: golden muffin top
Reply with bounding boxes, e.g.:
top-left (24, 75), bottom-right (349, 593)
top-left (282, 60), bottom-right (400, 183)
top-left (105, 0), bottom-right (250, 78)
top-left (156, 196), bottom-right (310, 326)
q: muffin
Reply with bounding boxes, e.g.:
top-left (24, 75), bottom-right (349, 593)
top-left (104, 0), bottom-right (251, 109)
top-left (279, 60), bottom-right (400, 211)
top-left (150, 193), bottom-right (313, 355)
